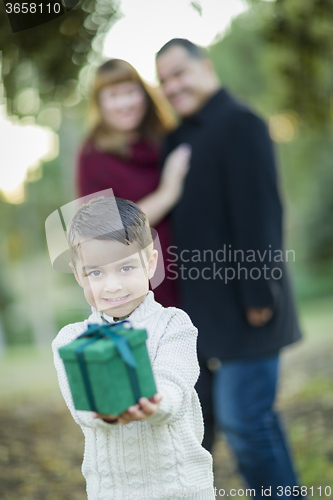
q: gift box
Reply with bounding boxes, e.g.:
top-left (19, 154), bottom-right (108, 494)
top-left (58, 321), bottom-right (156, 415)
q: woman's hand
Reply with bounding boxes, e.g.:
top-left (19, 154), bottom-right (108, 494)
top-left (159, 144), bottom-right (191, 206)
top-left (137, 144), bottom-right (191, 226)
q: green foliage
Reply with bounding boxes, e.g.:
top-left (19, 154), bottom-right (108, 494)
top-left (210, 14), bottom-right (267, 110)
top-left (304, 143), bottom-right (333, 265)
top-left (0, 0), bottom-right (120, 116)
top-left (259, 0), bottom-right (333, 125)
top-left (0, 113), bottom-right (81, 258)
top-left (209, 3), bottom-right (333, 280)
top-left (0, 113), bottom-right (84, 345)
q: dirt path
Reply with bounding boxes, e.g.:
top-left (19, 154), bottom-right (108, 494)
top-left (213, 329), bottom-right (333, 496)
top-left (0, 304), bottom-right (332, 500)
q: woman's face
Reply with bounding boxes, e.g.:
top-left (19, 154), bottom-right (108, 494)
top-left (98, 81), bottom-right (148, 133)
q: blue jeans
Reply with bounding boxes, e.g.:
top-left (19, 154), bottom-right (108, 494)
top-left (209, 354), bottom-right (299, 499)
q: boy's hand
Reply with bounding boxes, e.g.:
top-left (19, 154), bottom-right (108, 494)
top-left (93, 392), bottom-right (162, 425)
top-left (93, 412), bottom-right (118, 424)
top-left (118, 393), bottom-right (162, 424)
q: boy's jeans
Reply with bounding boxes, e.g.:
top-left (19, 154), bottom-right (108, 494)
top-left (210, 354), bottom-right (299, 499)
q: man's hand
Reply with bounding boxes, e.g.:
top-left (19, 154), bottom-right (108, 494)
top-left (93, 392), bottom-right (163, 425)
top-left (245, 307), bottom-right (273, 327)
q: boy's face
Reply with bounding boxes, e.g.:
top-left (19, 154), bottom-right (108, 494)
top-left (72, 238), bottom-right (157, 319)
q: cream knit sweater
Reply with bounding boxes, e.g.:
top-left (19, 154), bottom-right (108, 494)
top-left (52, 291), bottom-right (214, 500)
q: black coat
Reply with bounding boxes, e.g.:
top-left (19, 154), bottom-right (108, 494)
top-left (163, 88), bottom-right (302, 361)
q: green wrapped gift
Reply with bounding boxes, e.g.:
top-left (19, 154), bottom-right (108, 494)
top-left (58, 321), bottom-right (156, 415)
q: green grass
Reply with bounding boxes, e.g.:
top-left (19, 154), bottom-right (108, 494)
top-left (0, 345), bottom-right (60, 405)
top-left (1, 294), bottom-right (332, 396)
top-left (298, 294), bottom-right (333, 338)
top-left (296, 376), bottom-right (333, 400)
top-left (281, 296), bottom-right (333, 491)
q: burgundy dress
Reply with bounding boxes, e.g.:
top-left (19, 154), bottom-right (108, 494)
top-left (76, 140), bottom-right (180, 308)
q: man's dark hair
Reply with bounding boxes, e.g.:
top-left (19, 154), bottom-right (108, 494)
top-left (156, 38), bottom-right (208, 60)
top-left (67, 197), bottom-right (153, 267)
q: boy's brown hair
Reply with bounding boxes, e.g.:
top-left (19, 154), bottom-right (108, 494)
top-left (67, 197), bottom-right (153, 269)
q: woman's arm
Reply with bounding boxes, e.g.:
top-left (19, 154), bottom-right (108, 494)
top-left (137, 144), bottom-right (191, 227)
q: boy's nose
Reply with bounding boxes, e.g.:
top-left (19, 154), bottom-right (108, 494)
top-left (103, 275), bottom-right (122, 293)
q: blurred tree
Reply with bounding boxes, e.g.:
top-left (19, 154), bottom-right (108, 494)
top-left (0, 1), bottom-right (123, 344)
top-left (0, 0), bottom-right (120, 116)
top-left (210, 3), bottom-right (333, 291)
top-left (209, 8), bottom-right (278, 116)
top-left (303, 130), bottom-right (333, 266)
top-left (0, 111), bottom-right (84, 345)
top-left (251, 0), bottom-right (333, 272)
top-left (247, 0), bottom-right (333, 126)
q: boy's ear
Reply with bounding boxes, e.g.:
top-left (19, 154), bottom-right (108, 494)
top-left (69, 262), bottom-right (83, 288)
top-left (147, 249), bottom-right (158, 280)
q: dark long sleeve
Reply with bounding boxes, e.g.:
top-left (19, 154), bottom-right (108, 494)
top-left (223, 109), bottom-right (283, 309)
top-left (163, 88), bottom-right (301, 360)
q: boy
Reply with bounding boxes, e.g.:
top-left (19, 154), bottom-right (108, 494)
top-left (52, 196), bottom-right (214, 500)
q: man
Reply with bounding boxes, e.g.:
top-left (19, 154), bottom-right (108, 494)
top-left (156, 38), bottom-right (302, 499)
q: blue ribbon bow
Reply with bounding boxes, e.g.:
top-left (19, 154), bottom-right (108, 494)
top-left (75, 320), bottom-right (141, 413)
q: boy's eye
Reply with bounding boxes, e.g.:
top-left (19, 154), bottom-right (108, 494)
top-left (88, 270), bottom-right (102, 278)
top-left (121, 266), bottom-right (133, 273)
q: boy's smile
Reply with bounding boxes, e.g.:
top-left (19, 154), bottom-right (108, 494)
top-left (102, 294), bottom-right (130, 304)
top-left (72, 239), bottom-right (158, 319)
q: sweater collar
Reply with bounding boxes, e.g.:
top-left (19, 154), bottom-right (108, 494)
top-left (88, 291), bottom-right (161, 326)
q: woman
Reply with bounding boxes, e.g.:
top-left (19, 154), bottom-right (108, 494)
top-left (76, 59), bottom-right (190, 307)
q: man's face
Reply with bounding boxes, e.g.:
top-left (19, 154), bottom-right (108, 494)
top-left (156, 45), bottom-right (214, 118)
top-left (73, 239), bottom-right (157, 319)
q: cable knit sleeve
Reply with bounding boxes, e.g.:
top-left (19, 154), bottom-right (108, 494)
top-left (52, 324), bottom-right (121, 430)
top-left (145, 309), bottom-right (199, 425)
